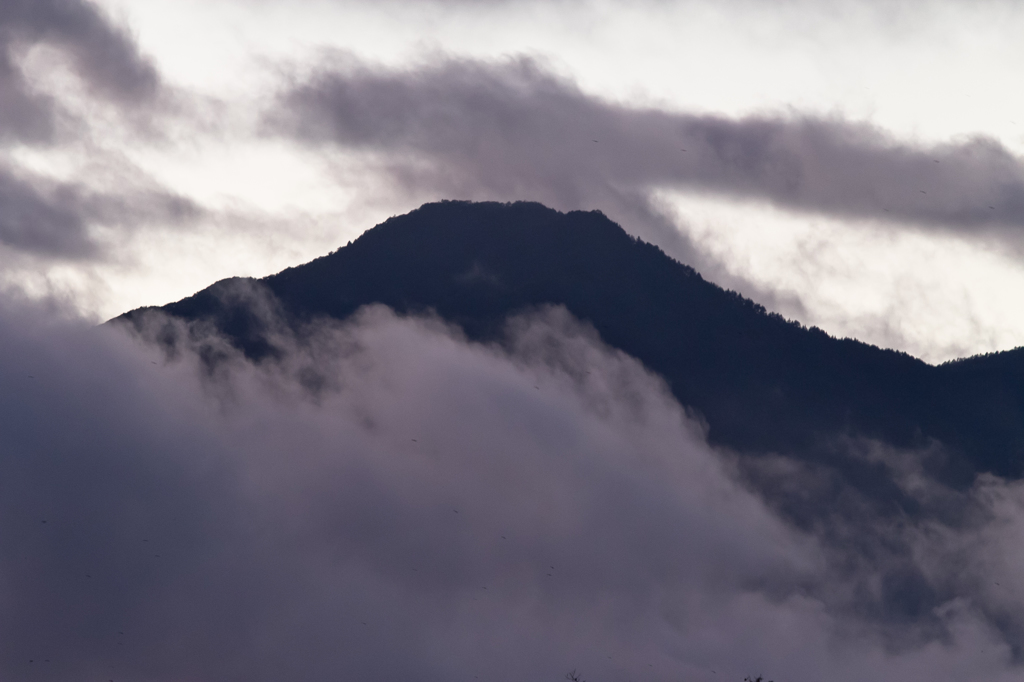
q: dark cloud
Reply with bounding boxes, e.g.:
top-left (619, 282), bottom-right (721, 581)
top-left (0, 164), bottom-right (92, 255)
top-left (269, 56), bottom-right (1024, 243)
top-left (3, 286), bottom-right (1024, 681)
top-left (0, 0), bottom-right (160, 144)
top-left (0, 161), bottom-right (200, 259)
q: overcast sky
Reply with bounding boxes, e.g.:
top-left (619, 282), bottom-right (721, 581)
top-left (5, 2), bottom-right (1024, 680)
top-left (0, 0), bottom-right (1020, 361)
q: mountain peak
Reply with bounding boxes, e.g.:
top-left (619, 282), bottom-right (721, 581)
top-left (116, 200), bottom-right (1024, 482)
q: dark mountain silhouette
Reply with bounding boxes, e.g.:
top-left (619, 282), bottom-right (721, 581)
top-left (115, 200), bottom-right (1024, 487)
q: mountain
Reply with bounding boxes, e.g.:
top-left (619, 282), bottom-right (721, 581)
top-left (114, 200), bottom-right (1024, 487)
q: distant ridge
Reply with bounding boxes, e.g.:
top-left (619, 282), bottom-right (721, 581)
top-left (116, 200), bottom-right (1024, 484)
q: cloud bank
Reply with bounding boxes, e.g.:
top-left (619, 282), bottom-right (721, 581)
top-left (2, 289), bottom-right (1024, 681)
top-left (270, 55), bottom-right (1024, 243)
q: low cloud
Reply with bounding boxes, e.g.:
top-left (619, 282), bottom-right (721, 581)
top-left (737, 440), bottom-right (1024, 660)
top-left (2, 287), bottom-right (1024, 681)
top-left (269, 56), bottom-right (1024, 245)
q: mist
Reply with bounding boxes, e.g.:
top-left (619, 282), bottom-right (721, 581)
top-left (0, 291), bottom-right (1021, 681)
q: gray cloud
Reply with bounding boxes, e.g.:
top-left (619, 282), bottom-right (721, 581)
top-left (4, 286), bottom-right (1024, 681)
top-left (269, 56), bottom-right (1024, 242)
top-left (0, 1), bottom-right (195, 261)
top-left (0, 0), bottom-right (160, 144)
top-left (0, 161), bottom-right (200, 258)
top-left (0, 46), bottom-right (57, 143)
top-left (0, 164), bottom-right (92, 255)
top-left (736, 440), bottom-right (1024, 659)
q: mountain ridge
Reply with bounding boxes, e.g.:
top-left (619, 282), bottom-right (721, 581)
top-left (115, 200), bottom-right (1024, 483)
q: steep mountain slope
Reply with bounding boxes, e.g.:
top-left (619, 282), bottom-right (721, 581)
top-left (116, 200), bottom-right (1024, 482)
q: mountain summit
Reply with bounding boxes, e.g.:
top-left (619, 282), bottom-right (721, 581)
top-left (116, 200), bottom-right (1024, 484)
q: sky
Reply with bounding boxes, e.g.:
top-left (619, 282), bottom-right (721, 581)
top-left (4, 1), bottom-right (1024, 681)
top-left (0, 0), bottom-right (1021, 361)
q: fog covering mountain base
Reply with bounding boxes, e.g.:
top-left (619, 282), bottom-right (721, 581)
top-left (10, 298), bottom-right (1024, 682)
top-left (6, 199), bottom-right (1024, 680)
top-left (119, 200), bottom-right (1024, 488)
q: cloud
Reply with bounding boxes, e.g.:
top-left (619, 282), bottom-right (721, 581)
top-left (0, 164), bottom-right (93, 255)
top-left (268, 55), bottom-right (1024, 243)
top-left (0, 0), bottom-right (160, 145)
top-left (0, 0), bottom-right (207, 262)
top-left (736, 439), bottom-right (1024, 660)
top-left (0, 160), bottom-right (201, 259)
top-left (3, 286), bottom-right (1024, 681)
